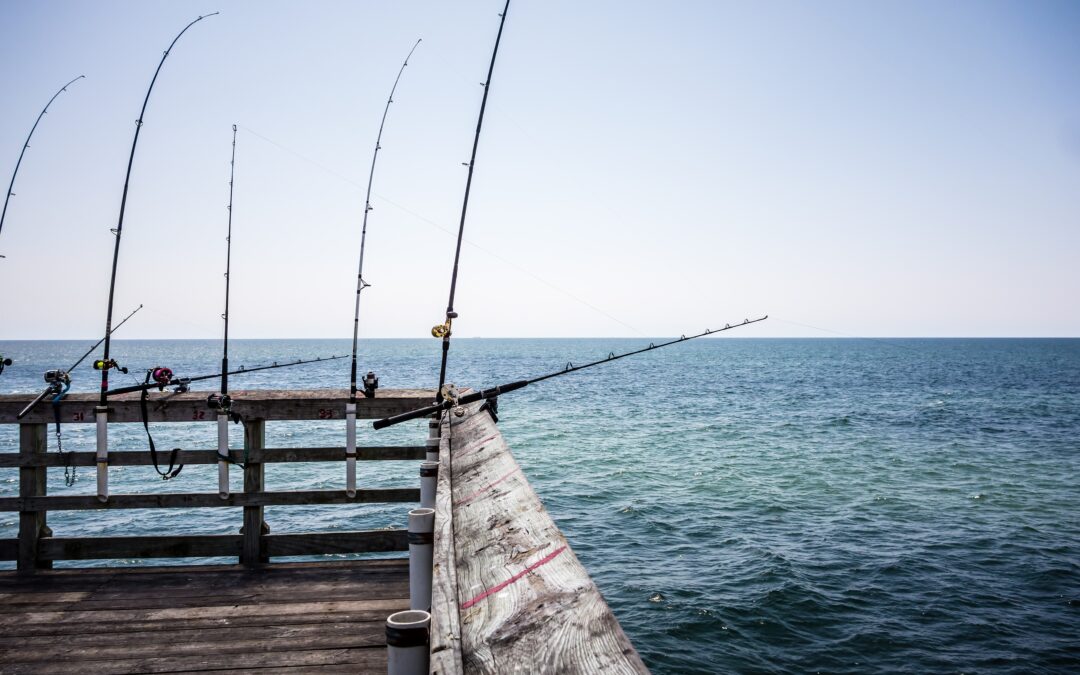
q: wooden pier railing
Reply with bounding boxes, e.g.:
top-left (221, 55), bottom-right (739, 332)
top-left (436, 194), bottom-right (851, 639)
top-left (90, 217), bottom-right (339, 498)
top-left (0, 388), bottom-right (432, 572)
top-left (430, 402), bottom-right (649, 674)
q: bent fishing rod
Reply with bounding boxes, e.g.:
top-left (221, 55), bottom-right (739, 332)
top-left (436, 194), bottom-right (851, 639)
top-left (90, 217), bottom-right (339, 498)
top-left (345, 38), bottom-right (421, 497)
top-left (94, 13), bottom-right (218, 500)
top-left (16, 304), bottom-right (144, 420)
top-left (433, 0), bottom-right (511, 405)
top-left (1, 75), bottom-right (85, 258)
top-left (374, 315), bottom-right (769, 429)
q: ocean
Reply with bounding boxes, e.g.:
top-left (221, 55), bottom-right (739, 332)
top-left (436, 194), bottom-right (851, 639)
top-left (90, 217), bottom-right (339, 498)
top-left (1, 337), bottom-right (1077, 673)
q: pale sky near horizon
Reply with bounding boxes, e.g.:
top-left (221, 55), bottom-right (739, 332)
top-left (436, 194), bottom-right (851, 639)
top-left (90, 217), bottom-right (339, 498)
top-left (0, 0), bottom-right (1077, 339)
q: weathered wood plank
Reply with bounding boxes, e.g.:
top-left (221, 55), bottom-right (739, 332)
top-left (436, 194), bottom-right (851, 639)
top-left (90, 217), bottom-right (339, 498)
top-left (265, 529), bottom-right (408, 557)
top-left (242, 418), bottom-right (267, 566)
top-left (0, 529), bottom-right (408, 562)
top-left (0, 488), bottom-right (419, 512)
top-left (448, 403), bottom-right (649, 674)
top-left (431, 412), bottom-right (465, 675)
top-left (18, 424), bottom-right (50, 573)
top-left (0, 388), bottom-right (434, 424)
top-left (0, 445), bottom-right (427, 468)
top-left (0, 559), bottom-right (405, 673)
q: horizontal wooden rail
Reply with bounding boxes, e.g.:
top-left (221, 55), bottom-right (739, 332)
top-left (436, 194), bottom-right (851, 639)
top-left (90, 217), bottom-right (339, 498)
top-left (0, 446), bottom-right (426, 468)
top-left (0, 388), bottom-right (434, 425)
top-left (0, 488), bottom-right (420, 512)
top-left (0, 529), bottom-right (408, 561)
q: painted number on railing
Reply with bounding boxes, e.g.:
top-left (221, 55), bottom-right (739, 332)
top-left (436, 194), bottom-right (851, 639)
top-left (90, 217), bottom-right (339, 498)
top-left (318, 409), bottom-right (335, 419)
top-left (192, 410), bottom-right (206, 421)
top-left (72, 411), bottom-right (85, 422)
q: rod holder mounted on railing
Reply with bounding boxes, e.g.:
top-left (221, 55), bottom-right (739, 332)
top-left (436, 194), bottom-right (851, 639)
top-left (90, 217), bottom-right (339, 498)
top-left (386, 609), bottom-right (430, 675)
top-left (420, 461), bottom-right (438, 509)
top-left (408, 507), bottom-right (434, 610)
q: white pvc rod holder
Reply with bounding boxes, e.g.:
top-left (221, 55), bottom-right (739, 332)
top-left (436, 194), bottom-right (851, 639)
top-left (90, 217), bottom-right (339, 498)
top-left (95, 407), bottom-right (108, 502)
top-left (386, 609), bottom-right (430, 675)
top-left (217, 413), bottom-right (230, 499)
top-left (426, 418), bottom-right (439, 462)
top-left (420, 461), bottom-right (438, 509)
top-left (346, 402), bottom-right (357, 497)
top-left (408, 507), bottom-right (435, 610)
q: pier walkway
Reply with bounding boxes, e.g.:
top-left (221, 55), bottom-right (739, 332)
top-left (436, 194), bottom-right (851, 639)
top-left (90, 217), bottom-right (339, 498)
top-left (0, 559), bottom-right (408, 673)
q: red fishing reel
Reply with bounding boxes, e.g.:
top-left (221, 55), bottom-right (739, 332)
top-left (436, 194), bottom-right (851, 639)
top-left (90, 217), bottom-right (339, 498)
top-left (151, 367), bottom-right (173, 386)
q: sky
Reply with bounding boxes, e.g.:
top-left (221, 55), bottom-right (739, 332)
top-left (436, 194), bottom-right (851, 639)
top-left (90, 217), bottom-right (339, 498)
top-left (0, 0), bottom-right (1077, 339)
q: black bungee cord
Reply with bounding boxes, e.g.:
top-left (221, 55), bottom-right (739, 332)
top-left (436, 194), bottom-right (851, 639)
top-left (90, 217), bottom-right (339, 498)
top-left (374, 316), bottom-right (770, 430)
top-left (94, 13), bottom-right (218, 499)
top-left (432, 0), bottom-right (511, 405)
top-left (345, 38), bottom-right (421, 496)
top-left (0, 75), bottom-right (85, 259)
top-left (14, 304), bottom-right (143, 485)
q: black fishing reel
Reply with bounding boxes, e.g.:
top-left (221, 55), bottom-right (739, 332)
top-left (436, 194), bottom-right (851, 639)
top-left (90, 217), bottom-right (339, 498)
top-left (93, 358), bottom-right (129, 374)
top-left (207, 393), bottom-right (242, 423)
top-left (0, 355), bottom-right (11, 376)
top-left (44, 369), bottom-right (72, 387)
top-left (363, 371), bottom-right (379, 398)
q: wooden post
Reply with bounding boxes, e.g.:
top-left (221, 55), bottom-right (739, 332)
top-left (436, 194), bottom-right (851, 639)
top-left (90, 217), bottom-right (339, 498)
top-left (241, 418), bottom-right (267, 566)
top-left (18, 423), bottom-right (50, 573)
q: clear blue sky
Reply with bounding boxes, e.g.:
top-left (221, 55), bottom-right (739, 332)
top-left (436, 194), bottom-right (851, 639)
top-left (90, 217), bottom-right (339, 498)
top-left (1, 0), bottom-right (1078, 339)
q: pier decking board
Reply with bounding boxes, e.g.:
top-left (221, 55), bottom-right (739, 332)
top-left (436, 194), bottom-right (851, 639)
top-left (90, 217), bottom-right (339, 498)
top-left (0, 559), bottom-right (409, 673)
top-left (435, 403), bottom-right (649, 674)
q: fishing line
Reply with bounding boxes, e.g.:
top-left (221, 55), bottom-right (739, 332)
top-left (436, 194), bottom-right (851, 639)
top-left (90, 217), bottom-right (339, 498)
top-left (771, 317), bottom-right (923, 353)
top-left (1, 75), bottom-right (85, 258)
top-left (237, 124), bottom-right (643, 336)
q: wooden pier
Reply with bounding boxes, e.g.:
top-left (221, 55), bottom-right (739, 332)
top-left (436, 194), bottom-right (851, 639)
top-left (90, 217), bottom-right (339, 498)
top-left (0, 388), bottom-right (649, 673)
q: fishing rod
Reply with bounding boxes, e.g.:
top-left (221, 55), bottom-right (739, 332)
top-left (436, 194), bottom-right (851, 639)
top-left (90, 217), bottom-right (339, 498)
top-left (0, 75), bottom-right (85, 258)
top-left (345, 38), bottom-right (421, 498)
top-left (104, 354), bottom-right (349, 398)
top-left (16, 304), bottom-right (143, 486)
top-left (374, 315), bottom-right (769, 430)
top-left (210, 125), bottom-right (239, 498)
top-left (16, 304), bottom-right (144, 420)
top-left (432, 0), bottom-right (511, 405)
top-left (94, 13), bottom-right (218, 500)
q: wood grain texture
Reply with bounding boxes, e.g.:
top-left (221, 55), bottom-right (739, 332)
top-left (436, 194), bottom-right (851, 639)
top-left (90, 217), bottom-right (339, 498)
top-left (447, 403), bottom-right (649, 674)
top-left (0, 445), bottom-right (427, 467)
top-left (0, 559), bottom-right (407, 673)
top-left (0, 488), bottom-right (419, 512)
top-left (430, 412), bottom-right (465, 675)
top-left (18, 424), bottom-right (49, 573)
top-left (0, 388), bottom-right (434, 424)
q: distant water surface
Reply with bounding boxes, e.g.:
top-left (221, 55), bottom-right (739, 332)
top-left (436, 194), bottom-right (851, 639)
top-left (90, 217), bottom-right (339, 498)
top-left (1, 338), bottom-right (1077, 674)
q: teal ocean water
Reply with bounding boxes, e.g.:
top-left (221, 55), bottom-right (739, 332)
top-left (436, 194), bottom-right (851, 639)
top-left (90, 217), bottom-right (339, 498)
top-left (1, 338), bottom-right (1078, 673)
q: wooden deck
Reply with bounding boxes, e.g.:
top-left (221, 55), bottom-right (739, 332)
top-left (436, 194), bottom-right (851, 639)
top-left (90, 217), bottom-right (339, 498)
top-left (0, 558), bottom-right (410, 673)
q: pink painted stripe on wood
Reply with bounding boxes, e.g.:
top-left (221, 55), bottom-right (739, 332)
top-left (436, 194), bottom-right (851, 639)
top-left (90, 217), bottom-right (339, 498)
top-left (455, 433), bottom-right (500, 459)
top-left (458, 467), bottom-right (519, 506)
top-left (460, 546), bottom-right (568, 610)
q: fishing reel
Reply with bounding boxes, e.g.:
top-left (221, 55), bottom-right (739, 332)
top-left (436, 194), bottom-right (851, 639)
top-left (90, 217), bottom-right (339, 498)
top-left (44, 369), bottom-right (72, 388)
top-left (440, 383), bottom-right (466, 418)
top-left (0, 355), bottom-right (11, 376)
top-left (431, 311), bottom-right (457, 339)
top-left (363, 371), bottom-right (379, 398)
top-left (207, 393), bottom-right (242, 423)
top-left (93, 358), bottom-right (129, 374)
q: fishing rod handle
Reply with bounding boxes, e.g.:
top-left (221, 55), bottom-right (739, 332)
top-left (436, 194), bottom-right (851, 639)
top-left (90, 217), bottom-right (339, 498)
top-left (372, 402), bottom-right (447, 430)
top-left (373, 380), bottom-right (528, 430)
top-left (16, 387), bottom-right (53, 420)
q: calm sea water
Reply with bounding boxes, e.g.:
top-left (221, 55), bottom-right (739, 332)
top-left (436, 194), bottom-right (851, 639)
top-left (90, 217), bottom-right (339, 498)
top-left (1, 338), bottom-right (1078, 673)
